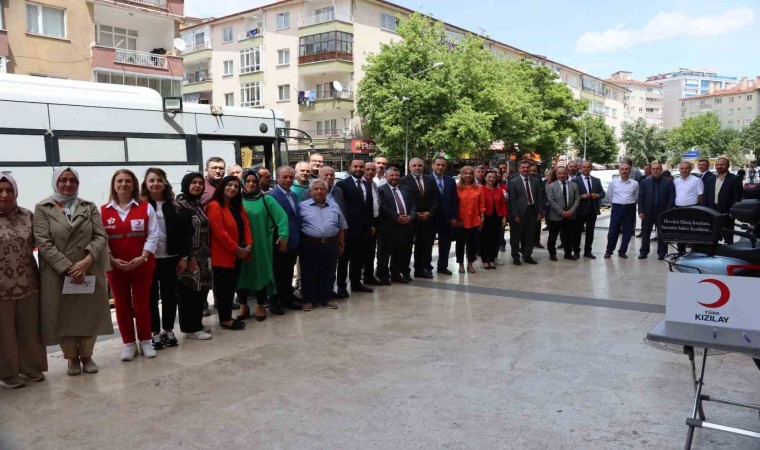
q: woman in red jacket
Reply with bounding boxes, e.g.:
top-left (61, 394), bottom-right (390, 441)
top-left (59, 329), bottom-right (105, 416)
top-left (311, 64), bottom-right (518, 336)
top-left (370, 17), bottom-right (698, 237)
top-left (456, 166), bottom-right (486, 274)
top-left (205, 176), bottom-right (252, 331)
top-left (480, 171), bottom-right (508, 270)
top-left (102, 169), bottom-right (159, 361)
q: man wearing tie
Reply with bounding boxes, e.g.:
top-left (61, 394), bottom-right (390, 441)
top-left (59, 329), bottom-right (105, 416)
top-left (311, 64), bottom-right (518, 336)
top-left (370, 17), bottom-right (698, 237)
top-left (362, 162), bottom-right (382, 285)
top-left (637, 162), bottom-right (675, 260)
top-left (334, 159), bottom-right (375, 297)
top-left (571, 161), bottom-right (605, 259)
top-left (400, 158), bottom-right (438, 279)
top-left (429, 157), bottom-right (458, 275)
top-left (696, 158), bottom-right (715, 184)
top-left (376, 167), bottom-right (416, 284)
top-left (268, 166), bottom-right (302, 314)
top-left (508, 160), bottom-right (543, 265)
top-left (545, 166), bottom-right (580, 261)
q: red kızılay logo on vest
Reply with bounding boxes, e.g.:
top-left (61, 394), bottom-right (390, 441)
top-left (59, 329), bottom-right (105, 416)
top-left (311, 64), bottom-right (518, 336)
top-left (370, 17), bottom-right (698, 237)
top-left (694, 278), bottom-right (731, 324)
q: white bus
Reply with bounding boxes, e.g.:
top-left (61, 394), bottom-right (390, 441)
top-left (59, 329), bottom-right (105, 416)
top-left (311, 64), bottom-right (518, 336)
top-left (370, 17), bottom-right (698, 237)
top-left (0, 74), bottom-right (289, 210)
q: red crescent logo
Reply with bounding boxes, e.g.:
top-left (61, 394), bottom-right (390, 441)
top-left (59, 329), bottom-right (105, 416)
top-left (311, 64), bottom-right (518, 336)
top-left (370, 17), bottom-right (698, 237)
top-left (697, 279), bottom-right (731, 308)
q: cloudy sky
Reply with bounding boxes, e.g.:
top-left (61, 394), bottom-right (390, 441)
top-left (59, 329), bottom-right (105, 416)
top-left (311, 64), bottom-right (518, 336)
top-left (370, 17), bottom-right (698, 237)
top-left (185, 0), bottom-right (760, 81)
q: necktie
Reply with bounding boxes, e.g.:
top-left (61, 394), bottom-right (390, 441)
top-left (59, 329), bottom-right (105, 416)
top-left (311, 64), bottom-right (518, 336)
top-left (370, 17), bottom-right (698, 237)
top-left (562, 182), bottom-right (568, 208)
top-left (416, 176), bottom-right (424, 196)
top-left (392, 187), bottom-right (406, 215)
top-left (524, 177), bottom-right (533, 204)
top-left (356, 178), bottom-right (364, 200)
top-left (585, 176), bottom-right (592, 195)
top-left (437, 177), bottom-right (444, 193)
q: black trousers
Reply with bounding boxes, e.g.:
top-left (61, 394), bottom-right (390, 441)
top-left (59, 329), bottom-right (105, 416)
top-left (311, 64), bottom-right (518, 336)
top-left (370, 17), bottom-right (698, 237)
top-left (479, 215), bottom-right (502, 263)
top-left (412, 220), bottom-right (435, 273)
top-left (149, 256), bottom-right (179, 333)
top-left (362, 233), bottom-right (378, 281)
top-left (640, 214), bottom-right (668, 258)
top-left (212, 266), bottom-right (240, 323)
top-left (456, 227), bottom-right (479, 264)
top-left (236, 289), bottom-right (267, 306)
top-left (337, 233), bottom-right (366, 289)
top-left (428, 220), bottom-right (453, 271)
top-left (572, 214), bottom-right (597, 256)
top-left (272, 248), bottom-right (298, 306)
top-left (510, 205), bottom-right (537, 259)
top-left (376, 225), bottom-right (414, 279)
top-left (548, 219), bottom-right (574, 257)
top-left (301, 240), bottom-right (340, 305)
top-left (177, 284), bottom-right (207, 333)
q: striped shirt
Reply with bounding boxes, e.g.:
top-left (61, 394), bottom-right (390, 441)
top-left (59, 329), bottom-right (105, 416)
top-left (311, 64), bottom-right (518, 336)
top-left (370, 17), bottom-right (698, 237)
top-left (298, 199), bottom-right (348, 238)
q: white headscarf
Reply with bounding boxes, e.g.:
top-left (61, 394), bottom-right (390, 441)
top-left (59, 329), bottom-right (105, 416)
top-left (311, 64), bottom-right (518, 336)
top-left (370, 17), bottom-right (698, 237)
top-left (52, 167), bottom-right (80, 223)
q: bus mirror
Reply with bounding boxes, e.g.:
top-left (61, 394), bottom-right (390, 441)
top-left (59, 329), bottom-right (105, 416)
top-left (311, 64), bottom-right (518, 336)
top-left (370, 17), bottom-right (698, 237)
top-left (163, 97), bottom-right (183, 113)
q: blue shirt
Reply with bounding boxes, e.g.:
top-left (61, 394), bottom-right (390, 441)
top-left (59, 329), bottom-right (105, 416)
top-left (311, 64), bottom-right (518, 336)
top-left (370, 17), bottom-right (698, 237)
top-left (299, 199), bottom-right (348, 238)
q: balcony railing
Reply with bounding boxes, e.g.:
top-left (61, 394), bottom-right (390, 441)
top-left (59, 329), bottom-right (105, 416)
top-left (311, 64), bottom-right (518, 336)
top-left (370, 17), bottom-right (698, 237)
top-left (241, 101), bottom-right (263, 108)
top-left (238, 29), bottom-right (261, 40)
top-left (184, 71), bottom-right (211, 85)
top-left (298, 51), bottom-right (353, 65)
top-left (314, 91), bottom-right (354, 101)
top-left (115, 49), bottom-right (167, 69)
top-left (121, 0), bottom-right (167, 8)
top-left (298, 12), bottom-right (353, 28)
top-left (184, 42), bottom-right (212, 54)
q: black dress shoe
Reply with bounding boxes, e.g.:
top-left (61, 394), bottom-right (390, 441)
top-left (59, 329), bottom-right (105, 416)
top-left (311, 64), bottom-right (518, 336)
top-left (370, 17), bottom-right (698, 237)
top-left (512, 258), bottom-right (522, 266)
top-left (523, 257), bottom-right (538, 265)
top-left (563, 255), bottom-right (578, 261)
top-left (402, 275), bottom-right (413, 282)
top-left (437, 268), bottom-right (453, 275)
top-left (377, 278), bottom-right (392, 285)
top-left (535, 243), bottom-right (545, 249)
top-left (584, 253), bottom-right (596, 259)
top-left (391, 275), bottom-right (409, 283)
top-left (351, 284), bottom-right (373, 293)
top-left (573, 252), bottom-right (580, 259)
top-left (604, 253), bottom-right (612, 259)
top-left (332, 289), bottom-right (349, 299)
top-left (638, 255), bottom-right (647, 259)
top-left (269, 304), bottom-right (285, 315)
top-left (364, 277), bottom-right (382, 286)
top-left (549, 255), bottom-right (558, 261)
top-left (283, 302), bottom-right (303, 311)
top-left (619, 253), bottom-right (628, 259)
top-left (417, 270), bottom-right (434, 279)
top-left (657, 256), bottom-right (665, 261)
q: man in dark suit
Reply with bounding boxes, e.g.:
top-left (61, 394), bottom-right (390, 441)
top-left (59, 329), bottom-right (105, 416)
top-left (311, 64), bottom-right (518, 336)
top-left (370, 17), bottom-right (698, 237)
top-left (508, 160), bottom-right (543, 265)
top-left (428, 157), bottom-right (458, 275)
top-left (545, 166), bottom-right (580, 261)
top-left (376, 167), bottom-right (416, 284)
top-left (334, 159), bottom-right (375, 297)
top-left (637, 162), bottom-right (676, 260)
top-left (696, 158), bottom-right (715, 184)
top-left (529, 162), bottom-right (546, 249)
top-left (703, 157), bottom-right (743, 244)
top-left (571, 161), bottom-right (606, 259)
top-left (399, 157), bottom-right (438, 279)
top-left (268, 166), bottom-right (302, 314)
top-left (362, 162), bottom-right (382, 285)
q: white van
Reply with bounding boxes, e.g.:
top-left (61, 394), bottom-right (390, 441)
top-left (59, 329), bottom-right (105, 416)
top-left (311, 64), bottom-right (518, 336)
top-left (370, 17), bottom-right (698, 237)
top-left (0, 74), bottom-right (288, 210)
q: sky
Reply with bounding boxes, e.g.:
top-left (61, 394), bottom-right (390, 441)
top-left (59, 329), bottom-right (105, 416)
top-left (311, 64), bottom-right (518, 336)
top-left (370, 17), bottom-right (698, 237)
top-left (185, 0), bottom-right (760, 81)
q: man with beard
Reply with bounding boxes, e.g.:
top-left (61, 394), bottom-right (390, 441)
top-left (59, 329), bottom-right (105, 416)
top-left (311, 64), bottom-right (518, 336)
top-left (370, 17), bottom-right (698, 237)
top-left (362, 162), bottom-right (382, 285)
top-left (400, 158), bottom-right (438, 279)
top-left (703, 157), bottom-right (742, 244)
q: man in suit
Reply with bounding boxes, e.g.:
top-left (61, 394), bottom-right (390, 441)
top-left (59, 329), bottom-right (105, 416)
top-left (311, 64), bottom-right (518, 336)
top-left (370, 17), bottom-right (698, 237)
top-left (334, 159), bottom-right (375, 297)
top-left (376, 167), bottom-right (416, 284)
top-left (696, 158), bottom-right (715, 184)
top-left (545, 166), bottom-right (580, 261)
top-left (508, 160), bottom-right (543, 265)
top-left (528, 162), bottom-right (546, 249)
top-left (571, 161), bottom-right (606, 259)
top-left (268, 166), bottom-right (302, 314)
top-left (362, 162), bottom-right (382, 285)
top-left (638, 162), bottom-right (676, 260)
top-left (428, 157), bottom-right (459, 275)
top-left (703, 157), bottom-right (743, 244)
top-left (399, 157), bottom-right (438, 279)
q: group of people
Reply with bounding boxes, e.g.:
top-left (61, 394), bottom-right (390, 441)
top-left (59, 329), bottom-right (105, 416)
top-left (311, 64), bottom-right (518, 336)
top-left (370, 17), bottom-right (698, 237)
top-left (0, 151), bottom-right (742, 388)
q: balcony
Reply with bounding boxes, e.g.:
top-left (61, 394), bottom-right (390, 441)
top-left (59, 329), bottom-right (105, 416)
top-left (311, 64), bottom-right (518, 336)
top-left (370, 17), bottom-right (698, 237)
top-left (115, 49), bottom-right (167, 68)
top-left (238, 29), bottom-right (262, 41)
top-left (298, 12), bottom-right (353, 28)
top-left (92, 46), bottom-right (183, 76)
top-left (91, 0), bottom-right (183, 16)
top-left (182, 42), bottom-right (212, 63)
top-left (183, 71), bottom-right (212, 94)
top-left (298, 51), bottom-right (353, 75)
top-left (122, 0), bottom-right (166, 8)
top-left (299, 91), bottom-right (354, 113)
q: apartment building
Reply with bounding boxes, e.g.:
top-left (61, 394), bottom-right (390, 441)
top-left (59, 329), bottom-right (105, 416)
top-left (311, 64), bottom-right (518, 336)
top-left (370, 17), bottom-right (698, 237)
top-left (1, 0), bottom-right (184, 96)
top-left (180, 0), bottom-right (628, 157)
top-left (646, 68), bottom-right (737, 128)
top-left (608, 71), bottom-right (663, 128)
top-left (680, 76), bottom-right (760, 131)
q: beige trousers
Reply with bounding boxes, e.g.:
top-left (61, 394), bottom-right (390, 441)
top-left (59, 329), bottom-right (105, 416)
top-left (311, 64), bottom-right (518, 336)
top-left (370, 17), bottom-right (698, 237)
top-left (60, 336), bottom-right (97, 359)
top-left (0, 293), bottom-right (48, 379)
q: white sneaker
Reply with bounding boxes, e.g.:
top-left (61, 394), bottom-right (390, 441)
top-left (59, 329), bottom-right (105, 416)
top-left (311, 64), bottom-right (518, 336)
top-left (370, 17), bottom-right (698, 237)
top-left (184, 331), bottom-right (212, 340)
top-left (121, 343), bottom-right (138, 361)
top-left (139, 339), bottom-right (157, 358)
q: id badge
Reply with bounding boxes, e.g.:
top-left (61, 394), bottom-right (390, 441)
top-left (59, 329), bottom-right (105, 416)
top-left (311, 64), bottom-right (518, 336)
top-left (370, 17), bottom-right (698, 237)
top-left (130, 219), bottom-right (145, 232)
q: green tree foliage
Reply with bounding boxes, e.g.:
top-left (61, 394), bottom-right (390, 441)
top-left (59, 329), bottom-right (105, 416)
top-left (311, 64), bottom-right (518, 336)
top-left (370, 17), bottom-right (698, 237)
top-left (621, 118), bottom-right (670, 165)
top-left (742, 116), bottom-right (760, 162)
top-left (570, 115), bottom-right (617, 164)
top-left (667, 113), bottom-right (722, 156)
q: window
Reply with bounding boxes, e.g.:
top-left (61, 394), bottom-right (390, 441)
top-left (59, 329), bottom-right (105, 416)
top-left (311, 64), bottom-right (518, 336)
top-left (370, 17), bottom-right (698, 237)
top-left (278, 84), bottom-right (290, 102)
top-left (316, 119), bottom-right (337, 136)
top-left (730, 97), bottom-right (735, 103)
top-left (96, 25), bottom-right (137, 50)
top-left (224, 93), bottom-right (234, 106)
top-left (749, 94), bottom-right (754, 101)
top-left (714, 98), bottom-right (722, 104)
top-left (222, 26), bottom-right (233, 43)
top-left (276, 12), bottom-right (290, 30)
top-left (747, 107), bottom-right (753, 115)
top-left (240, 47), bottom-right (262, 73)
top-left (315, 6), bottom-right (335, 19)
top-left (316, 82), bottom-right (336, 99)
top-left (94, 71), bottom-right (180, 96)
top-left (728, 120), bottom-right (733, 128)
top-left (746, 119), bottom-right (752, 125)
top-left (26, 2), bottom-right (65, 38)
top-left (729, 108), bottom-right (734, 115)
top-left (277, 49), bottom-right (290, 65)
top-left (223, 60), bottom-right (233, 76)
top-left (299, 32), bottom-right (353, 57)
top-left (241, 81), bottom-right (262, 107)
top-left (381, 13), bottom-right (398, 32)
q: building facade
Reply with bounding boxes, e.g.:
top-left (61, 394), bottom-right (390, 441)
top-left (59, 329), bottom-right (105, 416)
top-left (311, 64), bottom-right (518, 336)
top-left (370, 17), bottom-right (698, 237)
top-left (680, 77), bottom-right (760, 131)
top-left (1, 0), bottom-right (184, 96)
top-left (608, 71), bottom-right (663, 128)
top-left (646, 68), bottom-right (737, 128)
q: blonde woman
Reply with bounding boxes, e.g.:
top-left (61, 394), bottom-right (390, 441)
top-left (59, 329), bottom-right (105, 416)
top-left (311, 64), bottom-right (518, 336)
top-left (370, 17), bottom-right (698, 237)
top-left (455, 166), bottom-right (485, 273)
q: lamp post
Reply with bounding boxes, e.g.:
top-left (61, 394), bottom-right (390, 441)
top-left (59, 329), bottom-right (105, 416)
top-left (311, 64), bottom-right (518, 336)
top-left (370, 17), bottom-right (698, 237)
top-left (403, 62), bottom-right (444, 170)
top-left (583, 118), bottom-right (587, 162)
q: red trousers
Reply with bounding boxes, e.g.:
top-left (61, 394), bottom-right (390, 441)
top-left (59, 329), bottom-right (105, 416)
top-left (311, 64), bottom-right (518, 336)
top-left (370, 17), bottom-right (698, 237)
top-left (107, 258), bottom-right (156, 344)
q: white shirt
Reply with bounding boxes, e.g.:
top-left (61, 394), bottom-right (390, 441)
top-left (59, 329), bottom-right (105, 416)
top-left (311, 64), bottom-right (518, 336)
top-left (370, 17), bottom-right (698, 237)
top-left (521, 176), bottom-right (535, 205)
top-left (714, 173), bottom-right (726, 204)
top-left (607, 178), bottom-right (638, 205)
top-left (105, 199), bottom-right (160, 254)
top-left (374, 174), bottom-right (387, 187)
top-left (674, 175), bottom-right (704, 206)
top-left (365, 178), bottom-right (380, 218)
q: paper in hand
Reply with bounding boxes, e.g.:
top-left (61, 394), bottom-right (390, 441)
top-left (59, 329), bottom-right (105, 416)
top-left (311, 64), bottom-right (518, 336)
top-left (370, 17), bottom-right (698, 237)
top-left (62, 276), bottom-right (96, 295)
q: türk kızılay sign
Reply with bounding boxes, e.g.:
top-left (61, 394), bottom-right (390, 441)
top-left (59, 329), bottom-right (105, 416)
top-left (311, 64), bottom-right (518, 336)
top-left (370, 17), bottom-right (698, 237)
top-left (666, 273), bottom-right (760, 331)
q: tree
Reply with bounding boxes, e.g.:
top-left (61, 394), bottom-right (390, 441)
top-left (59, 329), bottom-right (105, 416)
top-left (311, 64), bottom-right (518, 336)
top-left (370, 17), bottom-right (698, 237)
top-left (571, 115), bottom-right (617, 164)
top-left (621, 119), bottom-right (670, 165)
top-left (668, 113), bottom-right (722, 156)
top-left (743, 116), bottom-right (760, 163)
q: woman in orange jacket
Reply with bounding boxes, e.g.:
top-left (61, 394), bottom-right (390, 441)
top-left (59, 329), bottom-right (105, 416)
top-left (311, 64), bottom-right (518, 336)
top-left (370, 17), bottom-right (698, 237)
top-left (480, 171), bottom-right (508, 269)
top-left (205, 176), bottom-right (252, 331)
top-left (455, 166), bottom-right (486, 274)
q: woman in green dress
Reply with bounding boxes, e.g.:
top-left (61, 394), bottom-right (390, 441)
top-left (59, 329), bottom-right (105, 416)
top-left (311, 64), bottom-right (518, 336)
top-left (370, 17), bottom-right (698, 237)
top-left (237, 169), bottom-right (289, 322)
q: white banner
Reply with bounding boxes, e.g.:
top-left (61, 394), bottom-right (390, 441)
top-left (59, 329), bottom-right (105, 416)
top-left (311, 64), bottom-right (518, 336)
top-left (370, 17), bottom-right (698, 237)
top-left (666, 273), bottom-right (760, 331)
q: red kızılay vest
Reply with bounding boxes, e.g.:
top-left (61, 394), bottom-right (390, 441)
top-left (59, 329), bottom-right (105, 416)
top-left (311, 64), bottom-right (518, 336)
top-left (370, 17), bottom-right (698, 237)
top-left (101, 201), bottom-right (150, 261)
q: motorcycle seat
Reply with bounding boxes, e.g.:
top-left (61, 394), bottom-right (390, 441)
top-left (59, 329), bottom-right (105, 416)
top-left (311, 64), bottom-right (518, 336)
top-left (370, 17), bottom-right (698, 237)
top-left (713, 238), bottom-right (760, 265)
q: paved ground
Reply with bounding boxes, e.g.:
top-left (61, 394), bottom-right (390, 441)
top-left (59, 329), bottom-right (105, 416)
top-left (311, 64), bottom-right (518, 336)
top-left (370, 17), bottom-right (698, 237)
top-left (1, 224), bottom-right (759, 450)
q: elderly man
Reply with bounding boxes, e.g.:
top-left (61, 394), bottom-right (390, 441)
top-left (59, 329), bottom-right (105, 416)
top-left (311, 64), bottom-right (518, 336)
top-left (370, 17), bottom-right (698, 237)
top-left (258, 167), bottom-right (273, 194)
top-left (546, 166), bottom-right (580, 261)
top-left (201, 156), bottom-right (226, 205)
top-left (227, 164), bottom-right (243, 179)
top-left (376, 167), bottom-right (416, 284)
top-left (373, 156), bottom-right (388, 187)
top-left (291, 161), bottom-right (312, 199)
top-left (703, 157), bottom-right (742, 244)
top-left (268, 166), bottom-right (302, 314)
top-left (674, 161), bottom-right (704, 208)
top-left (605, 163), bottom-right (639, 258)
top-left (299, 180), bottom-right (347, 311)
top-left (638, 162), bottom-right (675, 260)
top-left (400, 158), bottom-right (438, 279)
top-left (362, 162), bottom-right (382, 285)
top-left (572, 161), bottom-right (605, 259)
top-left (309, 152), bottom-right (324, 179)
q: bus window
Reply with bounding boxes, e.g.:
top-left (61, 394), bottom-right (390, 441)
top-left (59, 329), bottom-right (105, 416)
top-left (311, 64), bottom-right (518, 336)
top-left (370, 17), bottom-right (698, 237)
top-left (127, 138), bottom-right (186, 162)
top-left (0, 135), bottom-right (46, 162)
top-left (59, 138), bottom-right (126, 163)
top-left (201, 140), bottom-right (238, 169)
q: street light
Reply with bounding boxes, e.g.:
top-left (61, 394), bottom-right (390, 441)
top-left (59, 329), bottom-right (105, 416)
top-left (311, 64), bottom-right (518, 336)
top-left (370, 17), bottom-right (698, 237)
top-left (403, 62), bottom-right (444, 170)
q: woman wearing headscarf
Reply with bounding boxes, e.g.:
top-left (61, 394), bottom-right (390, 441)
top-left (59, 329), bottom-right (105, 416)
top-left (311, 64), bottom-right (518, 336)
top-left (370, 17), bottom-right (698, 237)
top-left (141, 168), bottom-right (192, 350)
top-left (176, 172), bottom-right (213, 340)
top-left (34, 168), bottom-right (112, 377)
top-left (237, 169), bottom-right (288, 322)
top-left (0, 174), bottom-right (47, 388)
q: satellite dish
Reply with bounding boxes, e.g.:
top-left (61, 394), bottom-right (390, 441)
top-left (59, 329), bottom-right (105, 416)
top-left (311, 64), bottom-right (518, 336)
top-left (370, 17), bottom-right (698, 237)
top-left (173, 38), bottom-right (188, 52)
top-left (332, 81), bottom-right (343, 92)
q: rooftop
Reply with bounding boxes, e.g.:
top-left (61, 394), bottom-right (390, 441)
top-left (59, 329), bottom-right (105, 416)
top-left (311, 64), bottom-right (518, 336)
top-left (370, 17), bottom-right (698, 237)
top-left (680, 77), bottom-right (760, 100)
